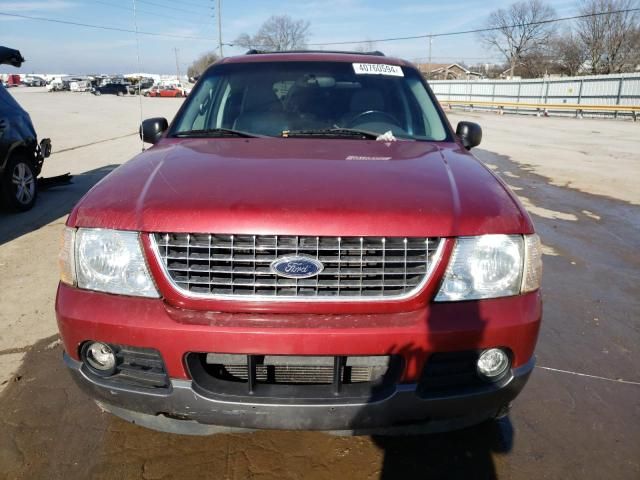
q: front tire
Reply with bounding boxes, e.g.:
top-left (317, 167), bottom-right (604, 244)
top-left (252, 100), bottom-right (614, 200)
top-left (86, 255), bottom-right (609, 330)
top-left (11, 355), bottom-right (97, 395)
top-left (2, 155), bottom-right (38, 212)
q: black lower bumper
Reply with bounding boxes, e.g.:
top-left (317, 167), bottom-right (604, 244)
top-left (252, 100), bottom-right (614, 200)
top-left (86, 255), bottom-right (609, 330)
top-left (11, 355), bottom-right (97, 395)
top-left (64, 353), bottom-right (535, 435)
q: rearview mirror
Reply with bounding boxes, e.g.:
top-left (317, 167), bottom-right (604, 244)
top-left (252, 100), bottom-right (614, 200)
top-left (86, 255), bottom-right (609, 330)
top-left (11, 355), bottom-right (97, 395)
top-left (456, 121), bottom-right (482, 150)
top-left (140, 117), bottom-right (168, 144)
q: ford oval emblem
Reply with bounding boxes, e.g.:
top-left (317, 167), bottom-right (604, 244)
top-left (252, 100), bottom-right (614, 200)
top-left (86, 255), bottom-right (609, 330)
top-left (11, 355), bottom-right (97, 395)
top-left (270, 255), bottom-right (324, 279)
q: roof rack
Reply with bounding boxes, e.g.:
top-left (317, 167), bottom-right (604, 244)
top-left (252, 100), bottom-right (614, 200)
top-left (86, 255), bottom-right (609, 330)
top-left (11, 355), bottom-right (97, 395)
top-left (245, 49), bottom-right (385, 57)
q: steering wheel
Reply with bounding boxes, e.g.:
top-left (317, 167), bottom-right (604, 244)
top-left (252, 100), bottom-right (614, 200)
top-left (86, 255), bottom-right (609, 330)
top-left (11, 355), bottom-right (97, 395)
top-left (347, 110), bottom-right (399, 127)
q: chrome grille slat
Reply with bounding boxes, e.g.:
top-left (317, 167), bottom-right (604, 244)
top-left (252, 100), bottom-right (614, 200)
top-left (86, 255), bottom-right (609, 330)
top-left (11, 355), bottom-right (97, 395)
top-left (152, 234), bottom-right (442, 300)
top-left (222, 364), bottom-right (376, 384)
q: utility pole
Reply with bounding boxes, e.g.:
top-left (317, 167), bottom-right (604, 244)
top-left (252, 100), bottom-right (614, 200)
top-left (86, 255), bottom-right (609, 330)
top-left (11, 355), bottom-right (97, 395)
top-left (217, 0), bottom-right (224, 58)
top-left (427, 34), bottom-right (433, 80)
top-left (174, 47), bottom-right (181, 83)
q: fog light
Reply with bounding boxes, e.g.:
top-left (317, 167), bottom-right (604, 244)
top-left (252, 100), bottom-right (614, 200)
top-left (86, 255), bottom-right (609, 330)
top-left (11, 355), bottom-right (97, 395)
top-left (477, 348), bottom-right (510, 380)
top-left (82, 342), bottom-right (117, 376)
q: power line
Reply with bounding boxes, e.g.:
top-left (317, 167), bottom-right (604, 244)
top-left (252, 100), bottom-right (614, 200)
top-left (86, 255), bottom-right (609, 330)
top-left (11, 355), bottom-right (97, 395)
top-left (5, 6), bottom-right (638, 54)
top-left (412, 55), bottom-right (505, 62)
top-left (92, 0), bottom-right (213, 25)
top-left (133, 0), bottom-right (211, 16)
top-left (133, 0), bottom-right (214, 10)
top-left (180, 0), bottom-right (214, 8)
top-left (296, 8), bottom-right (640, 47)
top-left (0, 11), bottom-right (216, 41)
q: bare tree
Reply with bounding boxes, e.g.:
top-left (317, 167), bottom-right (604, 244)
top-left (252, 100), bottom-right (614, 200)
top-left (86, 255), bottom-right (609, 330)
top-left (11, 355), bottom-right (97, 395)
top-left (576, 0), bottom-right (639, 74)
top-left (235, 15), bottom-right (311, 51)
top-left (481, 0), bottom-right (557, 78)
top-left (631, 26), bottom-right (640, 66)
top-left (518, 48), bottom-right (557, 77)
top-left (550, 31), bottom-right (588, 76)
top-left (187, 51), bottom-right (219, 80)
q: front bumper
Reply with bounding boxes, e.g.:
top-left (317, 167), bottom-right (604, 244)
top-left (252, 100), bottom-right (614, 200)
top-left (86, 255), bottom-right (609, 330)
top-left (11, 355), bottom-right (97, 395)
top-left (56, 284), bottom-right (541, 381)
top-left (64, 352), bottom-right (534, 434)
top-left (56, 283), bottom-right (541, 433)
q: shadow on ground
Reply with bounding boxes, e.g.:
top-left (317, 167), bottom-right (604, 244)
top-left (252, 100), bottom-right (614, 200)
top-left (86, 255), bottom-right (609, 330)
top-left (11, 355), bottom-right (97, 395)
top-left (0, 337), bottom-right (512, 480)
top-left (0, 164), bottom-right (118, 246)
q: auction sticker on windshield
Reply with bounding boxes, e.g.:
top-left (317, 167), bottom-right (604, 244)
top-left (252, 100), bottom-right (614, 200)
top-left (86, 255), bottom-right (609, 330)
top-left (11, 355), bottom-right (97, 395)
top-left (352, 63), bottom-right (404, 77)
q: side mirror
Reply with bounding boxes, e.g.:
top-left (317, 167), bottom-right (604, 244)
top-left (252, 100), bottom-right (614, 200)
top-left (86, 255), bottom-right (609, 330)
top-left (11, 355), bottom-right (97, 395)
top-left (140, 117), bottom-right (168, 144)
top-left (39, 138), bottom-right (52, 158)
top-left (456, 121), bottom-right (482, 150)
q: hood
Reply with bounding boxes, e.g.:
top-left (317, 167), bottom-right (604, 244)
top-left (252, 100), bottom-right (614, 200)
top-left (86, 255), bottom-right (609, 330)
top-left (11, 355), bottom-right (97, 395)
top-left (69, 138), bottom-right (532, 237)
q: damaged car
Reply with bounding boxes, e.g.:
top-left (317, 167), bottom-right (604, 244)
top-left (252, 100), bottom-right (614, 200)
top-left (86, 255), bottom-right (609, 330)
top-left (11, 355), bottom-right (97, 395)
top-left (0, 46), bottom-right (52, 211)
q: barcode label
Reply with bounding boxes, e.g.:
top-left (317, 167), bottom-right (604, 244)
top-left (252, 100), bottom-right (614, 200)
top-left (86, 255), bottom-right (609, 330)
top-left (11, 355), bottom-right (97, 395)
top-left (352, 63), bottom-right (404, 77)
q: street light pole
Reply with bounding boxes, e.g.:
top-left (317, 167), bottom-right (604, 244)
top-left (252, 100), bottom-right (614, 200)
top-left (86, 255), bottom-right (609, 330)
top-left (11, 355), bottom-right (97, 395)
top-left (427, 34), bottom-right (433, 79)
top-left (174, 47), bottom-right (181, 83)
top-left (217, 0), bottom-right (224, 58)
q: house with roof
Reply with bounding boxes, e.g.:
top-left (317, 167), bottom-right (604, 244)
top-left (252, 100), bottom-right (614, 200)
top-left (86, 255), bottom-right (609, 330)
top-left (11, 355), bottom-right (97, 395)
top-left (416, 63), bottom-right (484, 80)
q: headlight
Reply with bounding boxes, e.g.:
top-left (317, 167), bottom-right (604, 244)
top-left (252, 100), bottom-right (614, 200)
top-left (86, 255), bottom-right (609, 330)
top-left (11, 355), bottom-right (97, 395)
top-left (435, 234), bottom-right (541, 302)
top-left (59, 227), bottom-right (159, 298)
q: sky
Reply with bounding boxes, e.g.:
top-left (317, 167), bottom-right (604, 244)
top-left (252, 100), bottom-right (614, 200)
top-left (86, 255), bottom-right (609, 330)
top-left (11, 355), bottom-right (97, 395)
top-left (0, 0), bottom-right (577, 75)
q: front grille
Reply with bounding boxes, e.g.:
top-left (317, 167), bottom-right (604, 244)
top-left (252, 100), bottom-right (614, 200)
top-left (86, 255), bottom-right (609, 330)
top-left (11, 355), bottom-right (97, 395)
top-left (222, 365), bottom-right (376, 384)
top-left (187, 353), bottom-right (402, 400)
top-left (151, 233), bottom-right (442, 300)
top-left (205, 354), bottom-right (388, 385)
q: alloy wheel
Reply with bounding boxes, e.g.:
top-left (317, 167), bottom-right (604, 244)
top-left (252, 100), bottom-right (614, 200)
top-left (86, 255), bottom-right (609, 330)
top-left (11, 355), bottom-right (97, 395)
top-left (11, 162), bottom-right (36, 205)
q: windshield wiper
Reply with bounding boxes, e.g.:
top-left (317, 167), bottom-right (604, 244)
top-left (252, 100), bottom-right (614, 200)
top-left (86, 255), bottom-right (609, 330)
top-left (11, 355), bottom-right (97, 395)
top-left (282, 128), bottom-right (379, 140)
top-left (173, 128), bottom-right (258, 138)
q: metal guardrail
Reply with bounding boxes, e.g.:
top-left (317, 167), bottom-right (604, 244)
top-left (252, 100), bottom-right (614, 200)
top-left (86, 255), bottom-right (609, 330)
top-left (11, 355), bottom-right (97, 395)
top-left (441, 99), bottom-right (640, 120)
top-left (431, 73), bottom-right (640, 120)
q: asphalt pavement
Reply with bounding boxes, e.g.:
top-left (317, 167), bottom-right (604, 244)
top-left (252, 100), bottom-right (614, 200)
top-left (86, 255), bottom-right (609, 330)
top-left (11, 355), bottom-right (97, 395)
top-left (0, 92), bottom-right (638, 479)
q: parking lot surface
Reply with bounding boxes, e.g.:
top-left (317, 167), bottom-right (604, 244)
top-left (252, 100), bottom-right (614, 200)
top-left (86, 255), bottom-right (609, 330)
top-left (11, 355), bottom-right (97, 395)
top-left (0, 90), bottom-right (638, 479)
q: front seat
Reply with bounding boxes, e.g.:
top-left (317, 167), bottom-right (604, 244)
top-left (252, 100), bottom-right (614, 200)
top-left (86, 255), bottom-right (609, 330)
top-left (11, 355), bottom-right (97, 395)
top-left (233, 84), bottom-right (287, 136)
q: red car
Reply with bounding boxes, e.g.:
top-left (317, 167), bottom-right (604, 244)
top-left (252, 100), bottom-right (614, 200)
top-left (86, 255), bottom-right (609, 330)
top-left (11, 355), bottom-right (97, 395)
top-left (145, 85), bottom-right (185, 97)
top-left (56, 51), bottom-right (542, 435)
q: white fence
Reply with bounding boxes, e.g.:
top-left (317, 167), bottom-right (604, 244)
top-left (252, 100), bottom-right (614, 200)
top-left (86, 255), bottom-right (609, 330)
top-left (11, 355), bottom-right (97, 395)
top-left (429, 73), bottom-right (640, 117)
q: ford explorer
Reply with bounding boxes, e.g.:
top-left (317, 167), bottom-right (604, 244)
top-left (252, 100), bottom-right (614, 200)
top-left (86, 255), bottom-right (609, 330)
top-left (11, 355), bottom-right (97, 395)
top-left (56, 51), bottom-right (542, 434)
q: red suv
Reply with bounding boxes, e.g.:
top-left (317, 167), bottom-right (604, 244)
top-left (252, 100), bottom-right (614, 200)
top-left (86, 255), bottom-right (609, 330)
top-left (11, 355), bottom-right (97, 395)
top-left (56, 51), bottom-right (542, 435)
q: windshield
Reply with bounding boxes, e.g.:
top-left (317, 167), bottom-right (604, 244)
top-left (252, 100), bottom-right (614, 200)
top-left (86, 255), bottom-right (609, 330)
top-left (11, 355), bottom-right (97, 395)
top-left (171, 61), bottom-right (448, 141)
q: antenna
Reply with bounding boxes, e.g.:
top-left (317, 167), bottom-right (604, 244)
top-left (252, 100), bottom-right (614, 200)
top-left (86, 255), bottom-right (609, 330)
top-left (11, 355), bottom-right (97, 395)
top-left (132, 0), bottom-right (145, 152)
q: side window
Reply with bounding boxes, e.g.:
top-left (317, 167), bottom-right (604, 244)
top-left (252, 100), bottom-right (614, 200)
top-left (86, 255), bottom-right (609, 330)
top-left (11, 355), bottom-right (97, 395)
top-left (174, 76), bottom-right (219, 131)
top-left (407, 76), bottom-right (446, 141)
top-left (191, 87), bottom-right (213, 130)
top-left (214, 83), bottom-right (232, 128)
top-left (219, 86), bottom-right (244, 128)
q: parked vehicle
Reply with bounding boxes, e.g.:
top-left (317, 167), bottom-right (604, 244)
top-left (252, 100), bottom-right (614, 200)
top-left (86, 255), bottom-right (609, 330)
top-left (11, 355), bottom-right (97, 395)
top-left (57, 51), bottom-right (542, 435)
top-left (70, 80), bottom-right (92, 92)
top-left (145, 85), bottom-right (185, 97)
top-left (47, 77), bottom-right (66, 92)
top-left (128, 78), bottom-right (154, 95)
top-left (5, 74), bottom-right (21, 87)
top-left (0, 47), bottom-right (52, 211)
top-left (93, 83), bottom-right (128, 96)
top-left (23, 76), bottom-right (46, 87)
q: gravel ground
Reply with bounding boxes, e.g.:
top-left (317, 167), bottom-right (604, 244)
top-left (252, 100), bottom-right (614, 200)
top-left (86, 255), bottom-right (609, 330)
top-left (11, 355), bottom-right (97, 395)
top-left (0, 89), bottom-right (638, 479)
